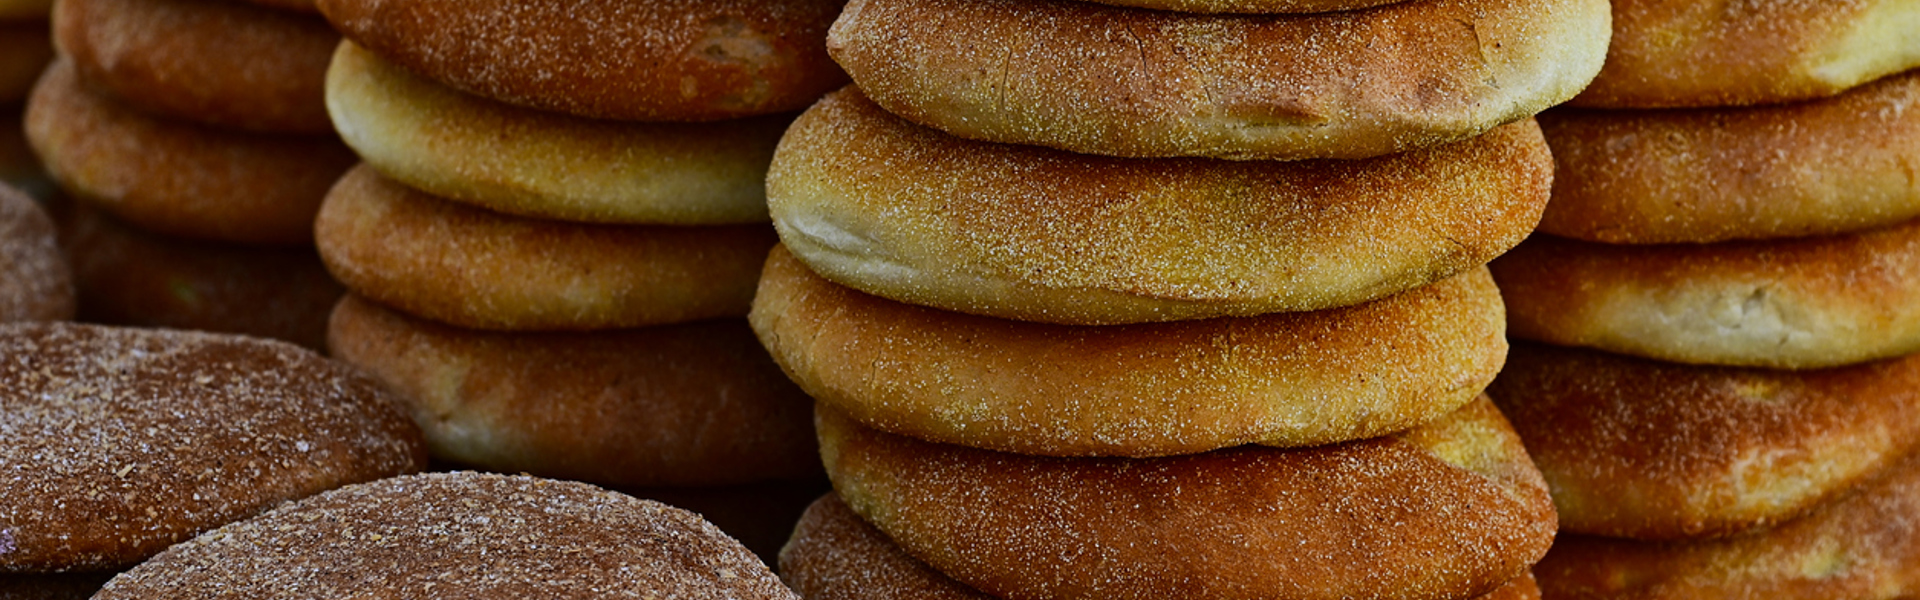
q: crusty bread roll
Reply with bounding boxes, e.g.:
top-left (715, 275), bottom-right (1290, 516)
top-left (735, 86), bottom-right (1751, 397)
top-left (316, 0), bottom-right (846, 121)
top-left (326, 41), bottom-right (785, 225)
top-left (327, 294), bottom-right (820, 488)
top-left (771, 88), bottom-right (1550, 325)
top-left (1571, 0), bottom-right (1920, 108)
top-left (316, 165), bottom-right (775, 331)
top-left (1541, 71), bottom-right (1920, 244)
top-left (820, 397), bottom-right (1556, 600)
top-left (24, 59), bottom-right (355, 246)
top-left (827, 0), bottom-right (1608, 160)
top-left (93, 472), bottom-right (799, 599)
top-left (53, 0), bottom-right (337, 133)
top-left (0, 183), bottom-right (71, 322)
top-left (1490, 341), bottom-right (1920, 540)
top-left (753, 245), bottom-right (1506, 456)
top-left (0, 23), bottom-right (49, 104)
top-left (1492, 224), bottom-right (1920, 370)
top-left (0, 322), bottom-right (427, 572)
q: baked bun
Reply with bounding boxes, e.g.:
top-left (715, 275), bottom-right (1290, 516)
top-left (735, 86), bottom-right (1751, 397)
top-left (24, 59), bottom-right (355, 246)
top-left (326, 41), bottom-right (785, 225)
top-left (1571, 0), bottom-right (1920, 108)
top-left (1490, 341), bottom-right (1920, 540)
top-left (820, 397), bottom-right (1556, 600)
top-left (0, 183), bottom-right (72, 322)
top-left (53, 0), bottom-right (337, 134)
top-left (753, 245), bottom-right (1506, 456)
top-left (316, 165), bottom-right (775, 331)
top-left (1536, 451), bottom-right (1920, 599)
top-left (60, 202), bottom-right (342, 350)
top-left (771, 88), bottom-right (1550, 325)
top-left (0, 23), bottom-right (50, 104)
top-left (1492, 224), bottom-right (1920, 369)
top-left (0, 322), bottom-right (427, 572)
top-left (827, 0), bottom-right (1608, 160)
top-left (327, 294), bottom-right (820, 488)
top-left (93, 472), bottom-right (799, 599)
top-left (1540, 71), bottom-right (1920, 244)
top-left (316, 0), bottom-right (846, 121)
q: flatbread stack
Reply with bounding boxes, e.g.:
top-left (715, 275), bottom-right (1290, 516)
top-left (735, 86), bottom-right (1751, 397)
top-left (23, 0), bottom-right (351, 347)
top-left (756, 0), bottom-right (1611, 597)
top-left (1487, 1), bottom-right (1920, 596)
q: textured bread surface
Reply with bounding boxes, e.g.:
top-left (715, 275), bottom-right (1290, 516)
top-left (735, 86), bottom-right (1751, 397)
top-left (60, 202), bottom-right (341, 350)
top-left (54, 0), bottom-right (337, 133)
top-left (753, 245), bottom-right (1505, 456)
top-left (771, 89), bottom-right (1551, 324)
top-left (93, 472), bottom-right (799, 599)
top-left (328, 295), bottom-right (820, 488)
top-left (0, 24), bottom-right (50, 104)
top-left (316, 0), bottom-right (846, 121)
top-left (1492, 224), bottom-right (1920, 369)
top-left (1572, 0), bottom-right (1920, 107)
top-left (821, 397), bottom-right (1556, 600)
top-left (1541, 71), bottom-right (1920, 244)
top-left (0, 322), bottom-right (427, 572)
top-left (24, 59), bottom-right (355, 246)
top-left (327, 41), bottom-right (786, 225)
top-left (1537, 450), bottom-right (1920, 599)
top-left (316, 165), bottom-right (775, 331)
top-left (828, 0), bottom-right (1607, 159)
top-left (0, 183), bottom-right (72, 322)
top-left (1490, 341), bottom-right (1920, 540)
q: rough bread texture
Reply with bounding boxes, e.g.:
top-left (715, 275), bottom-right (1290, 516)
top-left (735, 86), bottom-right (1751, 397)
top-left (828, 0), bottom-right (1608, 159)
top-left (0, 183), bottom-right (72, 323)
top-left (92, 472), bottom-right (799, 599)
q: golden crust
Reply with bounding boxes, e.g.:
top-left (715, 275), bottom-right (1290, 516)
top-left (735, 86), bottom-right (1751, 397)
top-left (1541, 72), bottom-right (1920, 244)
top-left (0, 322), bottom-right (427, 572)
top-left (1536, 451), bottom-right (1920, 599)
top-left (820, 397), bottom-right (1557, 600)
top-left (326, 41), bottom-right (784, 225)
top-left (1572, 0), bottom-right (1920, 108)
top-left (316, 0), bottom-right (846, 121)
top-left (0, 183), bottom-right (72, 323)
top-left (1489, 341), bottom-right (1920, 540)
top-left (1491, 225), bottom-right (1920, 369)
top-left (827, 0), bottom-right (1608, 159)
top-left (753, 245), bottom-right (1506, 456)
top-left (326, 295), bottom-right (821, 488)
top-left (24, 59), bottom-right (354, 246)
top-left (95, 473), bottom-right (800, 599)
top-left (54, 0), bottom-right (337, 134)
top-left (59, 201), bottom-right (341, 350)
top-left (771, 89), bottom-right (1551, 324)
top-left (315, 165), bottom-right (775, 331)
top-left (0, 23), bottom-right (49, 105)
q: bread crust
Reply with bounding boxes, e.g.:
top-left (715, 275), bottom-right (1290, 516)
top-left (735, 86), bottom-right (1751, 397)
top-left (828, 0), bottom-right (1608, 159)
top-left (0, 183), bottom-right (71, 323)
top-left (315, 165), bottom-right (775, 331)
top-left (316, 0), bottom-right (846, 121)
top-left (1571, 0), bottom-right (1920, 108)
top-left (326, 41), bottom-right (785, 225)
top-left (1490, 341), bottom-right (1920, 540)
top-left (820, 397), bottom-right (1554, 600)
top-left (1492, 224), bottom-right (1920, 369)
top-left (771, 88), bottom-right (1550, 324)
top-left (1540, 71), bottom-right (1920, 244)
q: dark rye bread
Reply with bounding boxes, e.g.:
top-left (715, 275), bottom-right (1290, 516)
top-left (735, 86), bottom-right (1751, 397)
top-left (24, 59), bottom-right (355, 246)
top-left (753, 245), bottom-right (1507, 457)
top-left (0, 183), bottom-right (72, 322)
top-left (827, 0), bottom-right (1608, 160)
top-left (316, 165), bottom-right (776, 331)
top-left (1490, 341), bottom-right (1920, 540)
top-left (780, 492), bottom-right (1545, 600)
top-left (820, 397), bottom-right (1557, 600)
top-left (54, 0), bottom-right (338, 134)
top-left (316, 0), bottom-right (846, 122)
top-left (92, 472), bottom-right (799, 599)
top-left (770, 88), bottom-right (1550, 325)
top-left (0, 322), bottom-right (427, 572)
